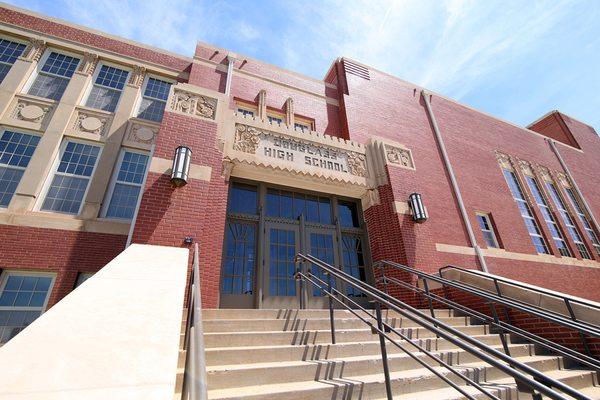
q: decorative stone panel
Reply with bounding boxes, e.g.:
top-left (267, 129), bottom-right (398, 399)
top-left (128, 65), bottom-right (146, 88)
top-left (19, 38), bottom-right (46, 62)
top-left (168, 87), bottom-right (217, 120)
top-left (2, 94), bottom-right (54, 131)
top-left (122, 118), bottom-right (159, 150)
top-left (385, 144), bottom-right (414, 169)
top-left (77, 52), bottom-right (99, 75)
top-left (495, 151), bottom-right (512, 170)
top-left (65, 107), bottom-right (113, 141)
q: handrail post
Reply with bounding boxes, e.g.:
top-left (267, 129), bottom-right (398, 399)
top-left (422, 279), bottom-right (439, 338)
top-left (374, 301), bottom-right (393, 400)
top-left (493, 278), bottom-right (513, 325)
top-left (489, 302), bottom-right (511, 356)
top-left (326, 271), bottom-right (336, 344)
top-left (564, 298), bottom-right (593, 358)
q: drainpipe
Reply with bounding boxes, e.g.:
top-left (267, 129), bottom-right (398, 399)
top-left (548, 139), bottom-right (600, 233)
top-left (224, 54), bottom-right (235, 96)
top-left (421, 90), bottom-right (489, 272)
top-left (126, 144), bottom-right (156, 248)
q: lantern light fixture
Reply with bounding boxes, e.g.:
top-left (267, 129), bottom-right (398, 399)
top-left (171, 146), bottom-right (192, 187)
top-left (408, 192), bottom-right (428, 223)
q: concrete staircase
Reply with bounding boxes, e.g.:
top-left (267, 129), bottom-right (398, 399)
top-left (177, 308), bottom-right (600, 399)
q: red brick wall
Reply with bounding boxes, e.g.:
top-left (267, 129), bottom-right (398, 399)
top-left (340, 60), bottom-right (600, 301)
top-left (131, 110), bottom-right (228, 308)
top-left (0, 224), bottom-right (125, 307)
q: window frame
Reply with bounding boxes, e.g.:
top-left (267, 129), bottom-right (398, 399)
top-left (267, 113), bottom-right (284, 126)
top-left (135, 74), bottom-right (174, 122)
top-left (0, 270), bottom-right (56, 312)
top-left (476, 212), bottom-right (500, 248)
top-left (100, 147), bottom-right (149, 220)
top-left (36, 138), bottom-right (103, 215)
top-left (22, 48), bottom-right (81, 100)
top-left (82, 60), bottom-right (130, 112)
top-left (0, 127), bottom-right (41, 208)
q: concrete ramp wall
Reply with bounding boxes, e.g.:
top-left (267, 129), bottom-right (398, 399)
top-left (0, 244), bottom-right (189, 400)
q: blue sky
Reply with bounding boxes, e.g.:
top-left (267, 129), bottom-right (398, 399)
top-left (10, 0), bottom-right (600, 129)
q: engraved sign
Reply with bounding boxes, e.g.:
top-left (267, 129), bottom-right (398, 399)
top-left (233, 124), bottom-right (366, 177)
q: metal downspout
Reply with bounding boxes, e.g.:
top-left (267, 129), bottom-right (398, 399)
top-left (421, 90), bottom-right (488, 272)
top-left (548, 139), bottom-right (600, 233)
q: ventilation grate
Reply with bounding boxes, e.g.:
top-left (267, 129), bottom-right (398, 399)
top-left (344, 60), bottom-right (370, 80)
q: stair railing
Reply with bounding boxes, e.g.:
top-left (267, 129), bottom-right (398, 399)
top-left (181, 243), bottom-right (208, 400)
top-left (376, 260), bottom-right (600, 370)
top-left (440, 264), bottom-right (600, 356)
top-left (296, 253), bottom-right (592, 400)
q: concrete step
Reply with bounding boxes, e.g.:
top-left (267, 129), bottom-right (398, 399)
top-left (206, 343), bottom-right (535, 390)
top-left (205, 334), bottom-right (511, 366)
top-left (204, 324), bottom-right (488, 348)
top-left (202, 315), bottom-right (469, 333)
top-left (201, 308), bottom-right (455, 320)
top-left (207, 356), bottom-right (588, 400)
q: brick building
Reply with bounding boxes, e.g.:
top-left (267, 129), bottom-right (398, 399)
top-left (0, 2), bottom-right (599, 346)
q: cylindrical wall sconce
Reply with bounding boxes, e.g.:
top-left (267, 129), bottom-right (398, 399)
top-left (408, 192), bottom-right (428, 223)
top-left (171, 146), bottom-right (192, 187)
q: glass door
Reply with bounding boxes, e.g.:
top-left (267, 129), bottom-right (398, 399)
top-left (304, 227), bottom-right (340, 308)
top-left (262, 222), bottom-right (300, 309)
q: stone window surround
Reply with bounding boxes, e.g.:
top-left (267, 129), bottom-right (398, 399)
top-left (134, 74), bottom-right (175, 121)
top-left (81, 60), bottom-right (131, 113)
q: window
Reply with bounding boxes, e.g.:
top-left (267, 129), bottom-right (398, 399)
top-left (237, 108), bottom-right (254, 117)
top-left (267, 115), bottom-right (283, 125)
top-left (0, 272), bottom-right (54, 344)
top-left (103, 150), bottom-right (149, 219)
top-left (266, 188), bottom-right (332, 223)
top-left (525, 175), bottom-right (571, 257)
top-left (502, 170), bottom-right (549, 254)
top-left (476, 213), bottom-right (499, 248)
top-left (75, 272), bottom-right (94, 288)
top-left (294, 122), bottom-right (310, 133)
top-left (546, 182), bottom-right (592, 259)
top-left (564, 187), bottom-right (600, 257)
top-left (0, 38), bottom-right (26, 83)
top-left (85, 64), bottom-right (129, 112)
top-left (27, 51), bottom-right (79, 101)
top-left (222, 222), bottom-right (256, 295)
top-left (0, 130), bottom-right (41, 207)
top-left (41, 140), bottom-right (101, 214)
top-left (228, 183), bottom-right (258, 215)
top-left (338, 200), bottom-right (360, 228)
top-left (137, 77), bottom-right (171, 122)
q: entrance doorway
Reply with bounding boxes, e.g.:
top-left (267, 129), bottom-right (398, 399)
top-left (219, 181), bottom-right (371, 309)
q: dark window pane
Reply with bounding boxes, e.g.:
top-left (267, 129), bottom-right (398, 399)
top-left (306, 195), bottom-right (319, 222)
top-left (338, 200), bottom-right (359, 228)
top-left (280, 191), bottom-right (293, 219)
top-left (266, 189), bottom-right (279, 217)
top-left (319, 197), bottom-right (332, 224)
top-left (228, 183), bottom-right (257, 215)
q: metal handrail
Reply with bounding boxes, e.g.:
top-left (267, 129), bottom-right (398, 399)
top-left (297, 253), bottom-right (592, 400)
top-left (380, 271), bottom-right (600, 371)
top-left (440, 264), bottom-right (600, 326)
top-left (378, 261), bottom-right (600, 356)
top-left (181, 243), bottom-right (208, 400)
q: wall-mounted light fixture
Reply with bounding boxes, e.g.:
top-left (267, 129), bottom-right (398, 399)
top-left (171, 146), bottom-right (192, 187)
top-left (408, 192), bottom-right (428, 223)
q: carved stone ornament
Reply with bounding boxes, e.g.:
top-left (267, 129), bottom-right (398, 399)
top-left (233, 124), bottom-right (261, 154)
top-left (128, 123), bottom-right (157, 144)
top-left (74, 112), bottom-right (108, 136)
top-left (347, 152), bottom-right (367, 177)
top-left (495, 151), bottom-right (512, 169)
top-left (385, 144), bottom-right (414, 168)
top-left (21, 38), bottom-right (46, 62)
top-left (129, 65), bottom-right (146, 88)
top-left (77, 52), bottom-right (99, 75)
top-left (170, 89), bottom-right (217, 119)
top-left (518, 160), bottom-right (533, 176)
top-left (556, 172), bottom-right (571, 188)
top-left (537, 166), bottom-right (553, 182)
top-left (11, 99), bottom-right (51, 123)
top-left (222, 157), bottom-right (235, 182)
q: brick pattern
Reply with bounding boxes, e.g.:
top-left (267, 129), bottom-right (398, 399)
top-left (131, 111), bottom-right (228, 308)
top-left (0, 224), bottom-right (125, 307)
